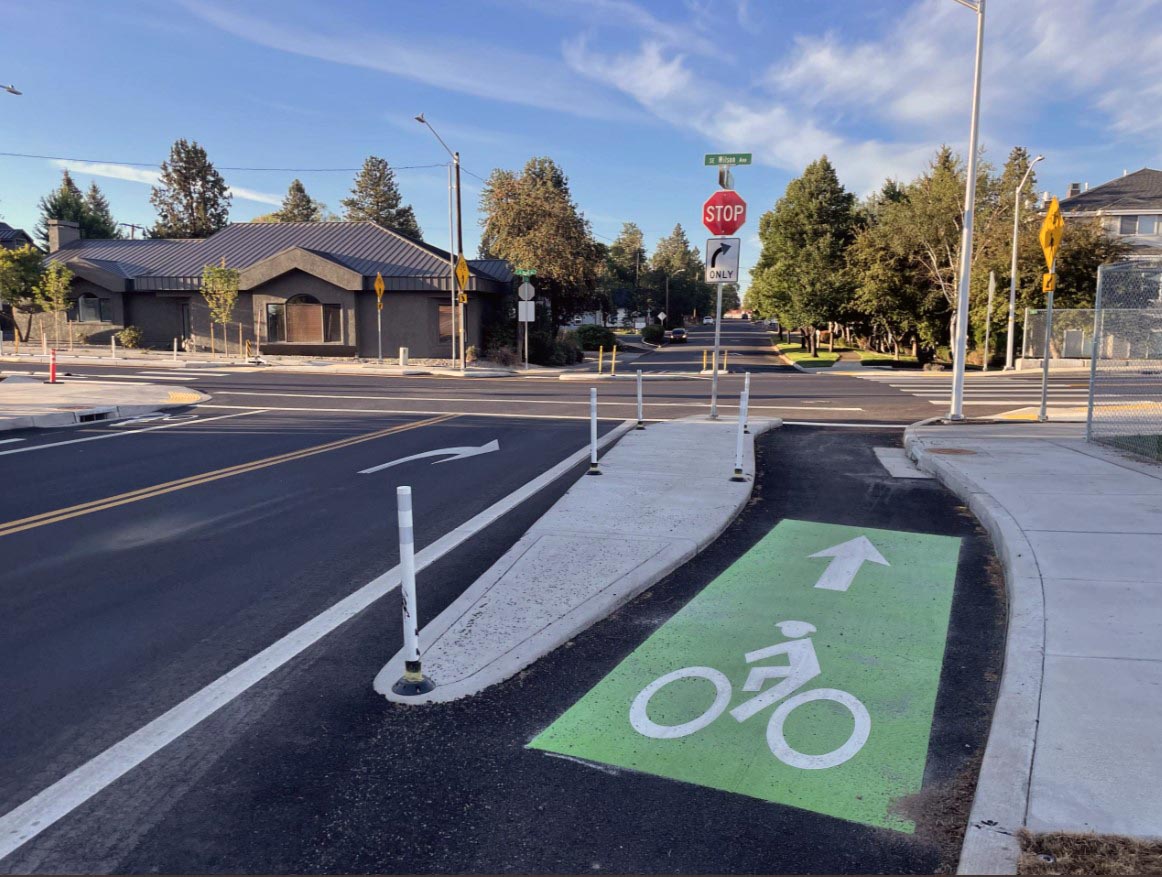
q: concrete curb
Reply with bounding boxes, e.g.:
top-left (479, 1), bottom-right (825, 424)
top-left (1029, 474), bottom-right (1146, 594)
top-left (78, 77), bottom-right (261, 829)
top-left (0, 383), bottom-right (209, 432)
top-left (376, 416), bottom-right (781, 705)
top-left (558, 372), bottom-right (702, 382)
top-left (904, 422), bottom-right (1046, 876)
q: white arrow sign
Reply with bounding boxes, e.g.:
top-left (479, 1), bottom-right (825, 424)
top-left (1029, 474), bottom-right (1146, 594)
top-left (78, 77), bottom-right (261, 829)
top-left (359, 440), bottom-right (499, 474)
top-left (808, 536), bottom-right (889, 592)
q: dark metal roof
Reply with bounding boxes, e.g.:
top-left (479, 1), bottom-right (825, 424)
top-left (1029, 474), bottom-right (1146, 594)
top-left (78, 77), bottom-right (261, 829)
top-left (1061, 168), bottom-right (1162, 213)
top-left (47, 221), bottom-right (510, 292)
top-left (468, 258), bottom-right (514, 283)
top-left (0, 222), bottom-right (33, 245)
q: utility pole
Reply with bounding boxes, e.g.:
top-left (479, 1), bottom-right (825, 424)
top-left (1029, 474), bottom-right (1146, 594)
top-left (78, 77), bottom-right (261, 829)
top-left (454, 151), bottom-right (466, 371)
top-left (117, 222), bottom-right (147, 239)
top-left (949, 0), bottom-right (986, 421)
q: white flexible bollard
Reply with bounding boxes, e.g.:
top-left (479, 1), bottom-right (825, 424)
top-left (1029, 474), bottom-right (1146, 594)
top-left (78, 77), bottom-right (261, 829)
top-left (588, 387), bottom-right (601, 475)
top-left (635, 369), bottom-right (645, 429)
top-left (731, 388), bottom-right (750, 482)
top-left (390, 486), bottom-right (434, 696)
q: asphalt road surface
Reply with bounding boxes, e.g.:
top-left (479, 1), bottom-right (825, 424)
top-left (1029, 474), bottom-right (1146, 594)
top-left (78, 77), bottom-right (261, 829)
top-left (0, 321), bottom-right (1018, 872)
top-left (0, 425), bottom-right (1003, 873)
top-left (6, 322), bottom-right (1116, 428)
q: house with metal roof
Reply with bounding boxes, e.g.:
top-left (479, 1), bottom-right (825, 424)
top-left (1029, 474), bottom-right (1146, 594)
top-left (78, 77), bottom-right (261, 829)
top-left (1060, 168), bottom-right (1162, 260)
top-left (0, 221), bottom-right (34, 250)
top-left (40, 219), bottom-right (512, 359)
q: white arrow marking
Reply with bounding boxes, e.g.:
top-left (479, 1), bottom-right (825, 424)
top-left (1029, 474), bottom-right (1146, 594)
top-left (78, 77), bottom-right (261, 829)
top-left (808, 536), bottom-right (889, 592)
top-left (359, 440), bottom-right (499, 474)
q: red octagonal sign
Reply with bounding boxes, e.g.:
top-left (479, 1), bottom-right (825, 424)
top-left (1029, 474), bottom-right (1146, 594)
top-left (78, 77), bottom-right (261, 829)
top-left (703, 190), bottom-right (747, 236)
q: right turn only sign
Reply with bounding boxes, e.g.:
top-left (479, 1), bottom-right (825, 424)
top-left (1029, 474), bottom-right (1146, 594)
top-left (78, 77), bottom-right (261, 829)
top-left (706, 237), bottom-right (740, 283)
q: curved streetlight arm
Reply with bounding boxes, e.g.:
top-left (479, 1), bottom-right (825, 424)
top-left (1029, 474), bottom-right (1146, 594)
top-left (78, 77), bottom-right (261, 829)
top-left (1005, 154), bottom-right (1045, 369)
top-left (414, 114), bottom-right (454, 160)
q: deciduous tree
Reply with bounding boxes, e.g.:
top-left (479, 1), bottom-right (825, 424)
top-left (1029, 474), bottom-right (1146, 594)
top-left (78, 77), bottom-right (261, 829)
top-left (0, 244), bottom-right (47, 340)
top-left (200, 258), bottom-right (240, 354)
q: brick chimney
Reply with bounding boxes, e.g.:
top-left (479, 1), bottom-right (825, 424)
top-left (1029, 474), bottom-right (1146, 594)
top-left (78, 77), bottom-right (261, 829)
top-left (47, 219), bottom-right (80, 253)
top-left (1067, 182), bottom-right (1081, 199)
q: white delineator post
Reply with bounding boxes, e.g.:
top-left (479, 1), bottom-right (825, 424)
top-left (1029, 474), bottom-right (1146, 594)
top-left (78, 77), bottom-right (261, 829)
top-left (635, 369), bottom-right (645, 429)
top-left (173, 337), bottom-right (178, 361)
top-left (391, 486), bottom-right (434, 696)
top-left (948, 0), bottom-right (986, 421)
top-left (111, 336), bottom-right (117, 360)
top-left (731, 387), bottom-right (750, 481)
top-left (710, 282), bottom-right (724, 419)
top-left (743, 371), bottom-right (751, 433)
top-left (588, 387), bottom-right (601, 475)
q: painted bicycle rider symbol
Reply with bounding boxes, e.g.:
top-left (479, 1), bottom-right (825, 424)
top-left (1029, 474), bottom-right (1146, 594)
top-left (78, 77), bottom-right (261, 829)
top-left (630, 620), bottom-right (870, 769)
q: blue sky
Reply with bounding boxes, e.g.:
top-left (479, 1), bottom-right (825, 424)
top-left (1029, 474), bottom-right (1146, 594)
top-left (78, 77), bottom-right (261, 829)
top-left (2, 0), bottom-right (1160, 291)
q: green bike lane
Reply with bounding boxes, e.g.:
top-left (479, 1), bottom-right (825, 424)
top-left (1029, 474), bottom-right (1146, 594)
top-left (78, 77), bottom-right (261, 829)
top-left (7, 425), bottom-right (1004, 874)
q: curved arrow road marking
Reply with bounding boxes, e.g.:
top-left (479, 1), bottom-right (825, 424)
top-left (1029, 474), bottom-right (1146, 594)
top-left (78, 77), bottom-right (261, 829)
top-left (359, 439), bottom-right (500, 474)
top-left (809, 536), bottom-right (889, 591)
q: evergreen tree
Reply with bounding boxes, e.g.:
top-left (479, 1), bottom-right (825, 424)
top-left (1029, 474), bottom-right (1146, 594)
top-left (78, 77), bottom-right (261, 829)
top-left (275, 179), bottom-right (324, 222)
top-left (150, 139), bottom-right (231, 238)
top-left (650, 223), bottom-right (713, 322)
top-left (341, 156), bottom-right (422, 238)
top-left (605, 222), bottom-right (647, 316)
top-left (750, 156), bottom-right (857, 353)
top-left (83, 182), bottom-right (120, 238)
top-left (34, 170), bottom-right (86, 246)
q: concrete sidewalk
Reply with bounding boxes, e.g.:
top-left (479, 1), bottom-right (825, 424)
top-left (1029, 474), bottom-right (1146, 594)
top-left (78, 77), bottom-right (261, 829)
top-left (905, 420), bottom-right (1162, 874)
top-left (376, 414), bottom-right (780, 704)
top-left (0, 375), bottom-right (206, 430)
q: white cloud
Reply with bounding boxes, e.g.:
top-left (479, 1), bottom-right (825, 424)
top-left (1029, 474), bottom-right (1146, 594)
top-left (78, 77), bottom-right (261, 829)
top-left (179, 0), bottom-right (634, 121)
top-left (55, 160), bottom-right (282, 206)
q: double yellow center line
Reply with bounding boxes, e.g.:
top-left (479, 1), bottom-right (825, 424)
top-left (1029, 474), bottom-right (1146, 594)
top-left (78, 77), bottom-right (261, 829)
top-left (0, 414), bottom-right (455, 539)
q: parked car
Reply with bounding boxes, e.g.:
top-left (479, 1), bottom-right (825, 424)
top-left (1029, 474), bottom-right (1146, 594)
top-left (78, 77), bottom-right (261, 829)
top-left (703, 317), bottom-right (715, 325)
top-left (670, 328), bottom-right (688, 343)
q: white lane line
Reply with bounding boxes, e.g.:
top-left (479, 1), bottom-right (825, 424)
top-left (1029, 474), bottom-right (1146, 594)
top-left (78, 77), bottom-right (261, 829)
top-left (926, 399), bottom-right (1090, 405)
top-left (211, 390), bottom-right (862, 412)
top-left (783, 420), bottom-right (906, 428)
top-left (0, 410), bottom-right (264, 457)
top-left (0, 419), bottom-right (637, 862)
top-left (62, 376), bottom-right (193, 383)
top-left (138, 371), bottom-right (230, 378)
top-left (0, 438), bottom-right (25, 445)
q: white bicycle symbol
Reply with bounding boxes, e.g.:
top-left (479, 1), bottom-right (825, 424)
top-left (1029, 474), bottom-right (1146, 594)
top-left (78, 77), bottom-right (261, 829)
top-left (630, 620), bottom-right (871, 770)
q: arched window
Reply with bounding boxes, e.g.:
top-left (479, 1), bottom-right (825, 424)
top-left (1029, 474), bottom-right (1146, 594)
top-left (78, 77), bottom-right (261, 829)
top-left (287, 294), bottom-right (321, 305)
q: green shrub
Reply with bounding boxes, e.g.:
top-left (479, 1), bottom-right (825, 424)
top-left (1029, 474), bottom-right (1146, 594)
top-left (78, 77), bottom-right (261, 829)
top-left (642, 324), bottom-right (664, 344)
top-left (488, 345), bottom-right (519, 367)
top-left (559, 333), bottom-right (584, 364)
top-left (117, 325), bottom-right (144, 348)
top-left (572, 324), bottom-right (617, 351)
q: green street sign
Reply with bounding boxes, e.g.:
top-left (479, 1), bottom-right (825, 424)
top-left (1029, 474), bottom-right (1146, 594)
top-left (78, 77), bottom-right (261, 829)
top-left (514, 268), bottom-right (537, 277)
top-left (704, 153), bottom-right (752, 166)
top-left (529, 518), bottom-right (961, 833)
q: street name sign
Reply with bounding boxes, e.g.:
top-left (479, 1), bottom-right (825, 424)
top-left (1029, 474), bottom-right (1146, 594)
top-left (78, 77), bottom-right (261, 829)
top-left (705, 238), bottom-right (740, 283)
top-left (517, 282), bottom-right (536, 301)
top-left (704, 153), bottom-right (752, 166)
top-left (530, 518), bottom-right (961, 833)
top-left (703, 190), bottom-right (747, 236)
top-left (514, 268), bottom-right (536, 277)
top-left (1039, 196), bottom-right (1064, 270)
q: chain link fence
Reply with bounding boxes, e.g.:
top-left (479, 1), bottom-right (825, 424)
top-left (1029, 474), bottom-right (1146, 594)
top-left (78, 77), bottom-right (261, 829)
top-left (1086, 261), bottom-right (1162, 461)
top-left (1023, 308), bottom-right (1097, 360)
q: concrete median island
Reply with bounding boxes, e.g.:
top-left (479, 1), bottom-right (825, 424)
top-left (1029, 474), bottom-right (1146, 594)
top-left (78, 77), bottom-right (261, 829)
top-left (0, 375), bottom-right (207, 431)
top-left (376, 414), bottom-right (781, 704)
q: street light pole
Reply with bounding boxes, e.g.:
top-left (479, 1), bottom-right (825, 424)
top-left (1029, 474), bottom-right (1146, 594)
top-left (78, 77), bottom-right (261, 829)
top-left (949, 0), bottom-right (985, 421)
top-left (416, 114), bottom-right (464, 370)
top-left (1006, 154), bottom-right (1045, 370)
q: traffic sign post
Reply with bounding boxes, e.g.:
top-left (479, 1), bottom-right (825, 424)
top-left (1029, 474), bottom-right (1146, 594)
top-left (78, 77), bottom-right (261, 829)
top-left (703, 236), bottom-right (743, 419)
top-left (1038, 198), bottom-right (1065, 422)
top-left (374, 272), bottom-right (385, 363)
top-left (517, 281), bottom-right (535, 370)
top-left (456, 255), bottom-right (470, 371)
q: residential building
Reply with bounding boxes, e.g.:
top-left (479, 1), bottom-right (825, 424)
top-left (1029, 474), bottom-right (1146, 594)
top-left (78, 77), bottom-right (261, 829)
top-left (0, 221), bottom-right (34, 250)
top-left (40, 219), bottom-right (511, 357)
top-left (1059, 168), bottom-right (1162, 259)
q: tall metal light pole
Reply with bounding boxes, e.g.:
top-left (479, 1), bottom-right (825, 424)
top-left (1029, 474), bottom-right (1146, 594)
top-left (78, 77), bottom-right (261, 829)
top-left (948, 0), bottom-right (986, 421)
top-left (415, 113), bottom-right (464, 370)
top-left (1005, 153), bottom-right (1045, 370)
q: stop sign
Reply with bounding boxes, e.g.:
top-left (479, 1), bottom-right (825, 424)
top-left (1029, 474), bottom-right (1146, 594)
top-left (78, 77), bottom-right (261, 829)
top-left (703, 190), bottom-right (747, 236)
